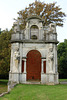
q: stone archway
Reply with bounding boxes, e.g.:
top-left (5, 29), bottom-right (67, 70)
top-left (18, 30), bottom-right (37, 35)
top-left (26, 50), bottom-right (41, 81)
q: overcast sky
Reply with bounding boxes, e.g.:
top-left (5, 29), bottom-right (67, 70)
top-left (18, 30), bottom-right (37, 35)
top-left (0, 0), bottom-right (67, 42)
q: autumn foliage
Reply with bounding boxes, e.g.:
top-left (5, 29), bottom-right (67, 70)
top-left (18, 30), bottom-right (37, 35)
top-left (18, 1), bottom-right (66, 29)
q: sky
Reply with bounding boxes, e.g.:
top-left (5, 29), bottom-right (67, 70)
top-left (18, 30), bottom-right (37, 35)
top-left (0, 0), bottom-right (67, 42)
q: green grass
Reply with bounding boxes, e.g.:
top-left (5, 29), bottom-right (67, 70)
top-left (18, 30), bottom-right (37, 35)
top-left (0, 84), bottom-right (67, 100)
top-left (59, 79), bottom-right (67, 82)
top-left (0, 79), bottom-right (8, 94)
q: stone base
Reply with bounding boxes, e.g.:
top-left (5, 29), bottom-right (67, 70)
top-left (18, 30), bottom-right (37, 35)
top-left (9, 72), bottom-right (27, 84)
top-left (9, 72), bottom-right (59, 85)
top-left (41, 73), bottom-right (59, 85)
top-left (9, 72), bottom-right (19, 83)
top-left (20, 73), bottom-right (26, 83)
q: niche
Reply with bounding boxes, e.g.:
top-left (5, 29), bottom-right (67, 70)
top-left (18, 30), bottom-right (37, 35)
top-left (30, 25), bottom-right (39, 40)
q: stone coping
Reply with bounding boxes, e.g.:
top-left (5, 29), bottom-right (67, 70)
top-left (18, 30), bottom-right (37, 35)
top-left (11, 39), bottom-right (59, 44)
top-left (45, 40), bottom-right (59, 44)
top-left (41, 57), bottom-right (46, 59)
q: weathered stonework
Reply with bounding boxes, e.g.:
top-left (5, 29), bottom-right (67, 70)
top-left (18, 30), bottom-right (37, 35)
top-left (9, 15), bottom-right (59, 89)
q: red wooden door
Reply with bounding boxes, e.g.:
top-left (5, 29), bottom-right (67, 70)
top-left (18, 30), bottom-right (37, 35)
top-left (43, 61), bottom-right (46, 73)
top-left (22, 60), bottom-right (24, 73)
top-left (26, 50), bottom-right (41, 81)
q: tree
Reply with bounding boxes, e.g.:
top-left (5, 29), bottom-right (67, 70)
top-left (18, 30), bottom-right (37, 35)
top-left (57, 39), bottom-right (67, 78)
top-left (0, 28), bottom-right (1, 34)
top-left (0, 29), bottom-right (12, 79)
top-left (18, 1), bottom-right (66, 29)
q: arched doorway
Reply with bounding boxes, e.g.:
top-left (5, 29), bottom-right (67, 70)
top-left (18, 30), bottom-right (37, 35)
top-left (26, 50), bottom-right (41, 81)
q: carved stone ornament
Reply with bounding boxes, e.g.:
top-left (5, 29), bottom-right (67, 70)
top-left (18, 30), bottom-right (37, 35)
top-left (13, 21), bottom-right (20, 33)
top-left (14, 47), bottom-right (20, 61)
top-left (48, 48), bottom-right (54, 61)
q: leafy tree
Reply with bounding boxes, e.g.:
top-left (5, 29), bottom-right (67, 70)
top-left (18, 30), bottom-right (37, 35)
top-left (0, 1), bottom-right (66, 79)
top-left (0, 28), bottom-right (1, 34)
top-left (18, 1), bottom-right (66, 29)
top-left (58, 39), bottom-right (67, 78)
top-left (0, 29), bottom-right (12, 79)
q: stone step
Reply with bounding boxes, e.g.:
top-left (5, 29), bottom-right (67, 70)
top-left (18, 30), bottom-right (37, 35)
top-left (25, 81), bottom-right (41, 84)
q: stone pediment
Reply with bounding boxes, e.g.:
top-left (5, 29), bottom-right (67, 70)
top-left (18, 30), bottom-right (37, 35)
top-left (12, 15), bottom-right (58, 43)
top-left (26, 15), bottom-right (44, 23)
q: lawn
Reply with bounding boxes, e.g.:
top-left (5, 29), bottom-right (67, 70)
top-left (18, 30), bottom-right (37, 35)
top-left (0, 80), bottom-right (8, 94)
top-left (59, 79), bottom-right (67, 82)
top-left (0, 84), bottom-right (67, 100)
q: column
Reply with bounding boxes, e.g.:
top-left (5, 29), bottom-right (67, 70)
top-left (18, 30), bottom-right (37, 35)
top-left (10, 45), bottom-right (13, 72)
top-left (19, 43), bottom-right (22, 73)
top-left (41, 59), bottom-right (44, 73)
top-left (55, 45), bottom-right (58, 73)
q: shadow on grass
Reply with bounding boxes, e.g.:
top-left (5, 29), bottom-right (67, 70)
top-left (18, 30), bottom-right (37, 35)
top-left (0, 80), bottom-right (8, 85)
top-left (0, 80), bottom-right (8, 94)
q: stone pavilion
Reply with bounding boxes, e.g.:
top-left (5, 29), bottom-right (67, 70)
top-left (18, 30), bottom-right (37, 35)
top-left (9, 15), bottom-right (59, 85)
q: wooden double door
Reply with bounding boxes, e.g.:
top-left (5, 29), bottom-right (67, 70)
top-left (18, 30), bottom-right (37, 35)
top-left (26, 50), bottom-right (41, 81)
